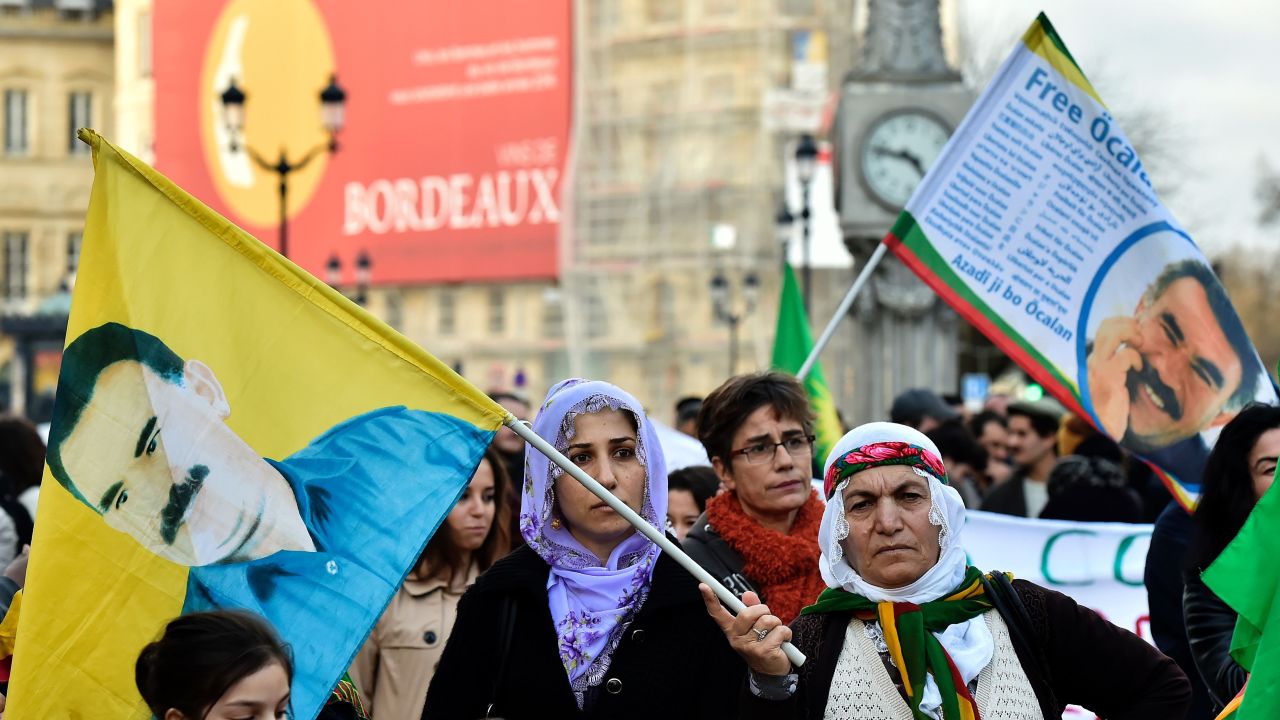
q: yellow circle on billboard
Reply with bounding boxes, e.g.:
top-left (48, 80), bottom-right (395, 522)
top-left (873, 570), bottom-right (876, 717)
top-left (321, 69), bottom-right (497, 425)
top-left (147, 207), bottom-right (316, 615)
top-left (200, 0), bottom-right (335, 227)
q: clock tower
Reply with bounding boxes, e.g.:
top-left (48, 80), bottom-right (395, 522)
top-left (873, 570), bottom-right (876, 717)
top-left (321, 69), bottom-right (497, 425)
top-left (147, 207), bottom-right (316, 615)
top-left (832, 0), bottom-right (975, 424)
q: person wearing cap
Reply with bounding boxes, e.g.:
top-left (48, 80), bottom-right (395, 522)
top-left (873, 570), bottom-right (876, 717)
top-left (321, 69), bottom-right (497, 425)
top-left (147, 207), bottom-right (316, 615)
top-left (981, 398), bottom-right (1064, 518)
top-left (700, 422), bottom-right (1189, 719)
top-left (889, 389), bottom-right (958, 434)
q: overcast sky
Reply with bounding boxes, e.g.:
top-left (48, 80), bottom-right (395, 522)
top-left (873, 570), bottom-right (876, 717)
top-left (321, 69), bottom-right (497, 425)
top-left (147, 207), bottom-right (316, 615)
top-left (950, 1), bottom-right (1280, 254)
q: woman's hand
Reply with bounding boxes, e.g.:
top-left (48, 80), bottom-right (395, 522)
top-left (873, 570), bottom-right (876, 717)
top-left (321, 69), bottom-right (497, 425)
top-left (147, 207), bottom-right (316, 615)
top-left (699, 583), bottom-right (793, 677)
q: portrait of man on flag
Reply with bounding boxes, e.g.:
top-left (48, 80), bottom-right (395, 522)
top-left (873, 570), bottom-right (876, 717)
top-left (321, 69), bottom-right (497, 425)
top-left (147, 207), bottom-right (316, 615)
top-left (1081, 227), bottom-right (1270, 484)
top-left (47, 321), bottom-right (480, 571)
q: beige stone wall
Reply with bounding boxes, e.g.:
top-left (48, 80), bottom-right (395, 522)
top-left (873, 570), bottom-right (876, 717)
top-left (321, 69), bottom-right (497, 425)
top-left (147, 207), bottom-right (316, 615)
top-left (112, 0), bottom-right (153, 162)
top-left (364, 280), bottom-right (564, 405)
top-left (0, 4), bottom-right (114, 313)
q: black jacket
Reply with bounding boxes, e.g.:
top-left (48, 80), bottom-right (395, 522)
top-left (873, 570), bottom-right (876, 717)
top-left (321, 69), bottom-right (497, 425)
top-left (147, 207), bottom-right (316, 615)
top-left (423, 542), bottom-right (744, 719)
top-left (1183, 572), bottom-right (1247, 710)
top-left (979, 473), bottom-right (1030, 517)
top-left (682, 510), bottom-right (761, 602)
top-left (1145, 502), bottom-right (1213, 719)
top-left (741, 579), bottom-right (1189, 720)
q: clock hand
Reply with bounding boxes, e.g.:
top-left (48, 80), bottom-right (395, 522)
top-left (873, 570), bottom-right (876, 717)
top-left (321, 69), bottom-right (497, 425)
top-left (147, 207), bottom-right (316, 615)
top-left (900, 150), bottom-right (925, 178)
top-left (871, 146), bottom-right (926, 177)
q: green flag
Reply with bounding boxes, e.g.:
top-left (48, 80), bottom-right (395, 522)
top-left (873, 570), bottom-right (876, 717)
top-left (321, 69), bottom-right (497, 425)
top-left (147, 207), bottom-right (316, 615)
top-left (771, 263), bottom-right (843, 469)
top-left (1203, 472), bottom-right (1280, 718)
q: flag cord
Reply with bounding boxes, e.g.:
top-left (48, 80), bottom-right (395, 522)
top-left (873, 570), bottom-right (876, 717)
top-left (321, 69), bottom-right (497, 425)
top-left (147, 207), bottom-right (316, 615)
top-left (507, 416), bottom-right (808, 667)
top-left (797, 241), bottom-right (888, 381)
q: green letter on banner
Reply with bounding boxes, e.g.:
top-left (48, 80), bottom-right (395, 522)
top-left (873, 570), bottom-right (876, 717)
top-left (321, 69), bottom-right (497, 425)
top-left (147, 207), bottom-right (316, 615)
top-left (1041, 529), bottom-right (1097, 586)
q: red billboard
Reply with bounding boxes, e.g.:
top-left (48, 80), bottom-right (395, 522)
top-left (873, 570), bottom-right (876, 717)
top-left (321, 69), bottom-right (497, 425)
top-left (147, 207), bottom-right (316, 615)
top-left (154, 0), bottom-right (571, 284)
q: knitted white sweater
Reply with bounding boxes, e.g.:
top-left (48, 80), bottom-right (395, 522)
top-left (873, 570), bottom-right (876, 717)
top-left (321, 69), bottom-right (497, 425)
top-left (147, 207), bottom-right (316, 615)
top-left (822, 609), bottom-right (1044, 720)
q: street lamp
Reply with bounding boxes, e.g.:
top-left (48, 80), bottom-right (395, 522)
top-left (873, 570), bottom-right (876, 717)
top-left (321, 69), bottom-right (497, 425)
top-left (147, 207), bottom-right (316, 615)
top-left (710, 270), bottom-right (760, 378)
top-left (794, 134), bottom-right (818, 313)
top-left (220, 73), bottom-right (348, 259)
top-left (325, 250), bottom-right (373, 306)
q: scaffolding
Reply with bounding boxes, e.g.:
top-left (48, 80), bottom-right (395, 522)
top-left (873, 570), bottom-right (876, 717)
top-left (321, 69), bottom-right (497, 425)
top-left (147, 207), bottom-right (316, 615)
top-left (564, 0), bottom-right (857, 420)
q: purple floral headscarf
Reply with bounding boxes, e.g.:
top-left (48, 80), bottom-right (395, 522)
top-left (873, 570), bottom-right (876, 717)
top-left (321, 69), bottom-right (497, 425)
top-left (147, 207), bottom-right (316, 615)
top-left (519, 379), bottom-right (667, 707)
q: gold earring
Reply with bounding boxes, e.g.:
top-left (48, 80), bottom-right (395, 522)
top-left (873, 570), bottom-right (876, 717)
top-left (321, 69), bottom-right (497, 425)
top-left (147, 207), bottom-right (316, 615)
top-left (550, 517), bottom-right (562, 530)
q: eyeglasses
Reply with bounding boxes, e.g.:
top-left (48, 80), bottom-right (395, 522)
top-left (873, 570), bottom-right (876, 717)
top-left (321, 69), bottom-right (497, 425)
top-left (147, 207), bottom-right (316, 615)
top-left (729, 435), bottom-right (815, 465)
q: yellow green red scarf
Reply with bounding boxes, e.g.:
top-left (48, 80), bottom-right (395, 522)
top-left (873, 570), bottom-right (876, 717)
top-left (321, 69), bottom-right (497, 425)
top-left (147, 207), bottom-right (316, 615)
top-left (801, 566), bottom-right (1005, 720)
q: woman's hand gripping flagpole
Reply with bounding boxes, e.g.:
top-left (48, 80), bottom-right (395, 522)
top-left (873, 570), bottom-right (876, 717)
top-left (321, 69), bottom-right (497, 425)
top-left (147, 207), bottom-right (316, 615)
top-left (507, 416), bottom-right (808, 668)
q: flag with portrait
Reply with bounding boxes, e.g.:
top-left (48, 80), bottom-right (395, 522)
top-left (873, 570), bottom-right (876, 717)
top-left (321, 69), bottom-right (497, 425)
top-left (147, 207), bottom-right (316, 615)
top-left (8, 131), bottom-right (507, 718)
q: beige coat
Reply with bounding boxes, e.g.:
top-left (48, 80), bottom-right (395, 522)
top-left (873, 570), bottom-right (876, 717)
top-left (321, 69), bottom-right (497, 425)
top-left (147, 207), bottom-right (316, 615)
top-left (350, 562), bottom-right (478, 719)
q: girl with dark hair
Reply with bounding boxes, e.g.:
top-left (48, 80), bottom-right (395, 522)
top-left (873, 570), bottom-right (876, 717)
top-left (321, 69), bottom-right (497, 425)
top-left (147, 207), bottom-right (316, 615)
top-left (1185, 403), bottom-right (1280, 711)
top-left (351, 445), bottom-right (512, 718)
top-left (666, 465), bottom-right (719, 539)
top-left (135, 610), bottom-right (293, 720)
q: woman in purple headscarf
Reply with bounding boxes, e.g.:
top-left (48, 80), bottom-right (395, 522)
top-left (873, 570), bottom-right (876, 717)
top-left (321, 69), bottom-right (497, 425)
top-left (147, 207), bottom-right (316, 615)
top-left (423, 379), bottom-right (743, 719)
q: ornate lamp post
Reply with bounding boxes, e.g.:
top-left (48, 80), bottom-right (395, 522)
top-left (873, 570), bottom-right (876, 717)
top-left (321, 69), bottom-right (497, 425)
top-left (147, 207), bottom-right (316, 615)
top-left (794, 134), bottom-right (818, 313)
top-left (219, 74), bottom-right (348, 260)
top-left (710, 270), bottom-right (760, 378)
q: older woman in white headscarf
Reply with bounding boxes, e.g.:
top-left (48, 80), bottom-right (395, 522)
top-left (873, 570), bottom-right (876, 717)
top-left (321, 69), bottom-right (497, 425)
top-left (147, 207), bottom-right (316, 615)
top-left (702, 422), bottom-right (1189, 720)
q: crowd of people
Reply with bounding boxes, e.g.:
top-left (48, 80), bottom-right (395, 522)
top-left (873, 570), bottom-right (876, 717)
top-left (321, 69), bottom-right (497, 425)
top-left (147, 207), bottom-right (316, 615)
top-left (1, 369), bottom-right (1275, 718)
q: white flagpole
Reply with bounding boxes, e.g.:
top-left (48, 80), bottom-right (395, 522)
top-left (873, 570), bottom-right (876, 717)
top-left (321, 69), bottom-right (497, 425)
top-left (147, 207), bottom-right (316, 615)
top-left (796, 241), bottom-right (888, 381)
top-left (507, 417), bottom-right (807, 667)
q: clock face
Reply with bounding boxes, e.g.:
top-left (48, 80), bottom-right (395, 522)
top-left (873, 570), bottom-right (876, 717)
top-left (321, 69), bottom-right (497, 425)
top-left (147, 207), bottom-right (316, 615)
top-left (859, 111), bottom-right (951, 209)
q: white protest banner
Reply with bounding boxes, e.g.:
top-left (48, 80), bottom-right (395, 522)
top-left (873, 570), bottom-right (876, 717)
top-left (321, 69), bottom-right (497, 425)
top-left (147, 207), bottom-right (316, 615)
top-left (966, 510), bottom-right (1153, 720)
top-left (883, 13), bottom-right (1276, 510)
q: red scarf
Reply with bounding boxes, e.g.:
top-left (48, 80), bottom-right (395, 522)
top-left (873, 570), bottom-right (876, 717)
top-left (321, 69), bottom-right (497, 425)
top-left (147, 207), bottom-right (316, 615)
top-left (705, 490), bottom-right (827, 622)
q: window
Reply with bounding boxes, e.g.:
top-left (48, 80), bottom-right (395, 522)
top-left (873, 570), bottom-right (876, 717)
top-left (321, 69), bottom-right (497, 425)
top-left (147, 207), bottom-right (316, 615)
top-left (646, 0), bottom-right (680, 23)
top-left (137, 10), bottom-right (152, 78)
top-left (705, 0), bottom-right (737, 16)
top-left (384, 289), bottom-right (403, 331)
top-left (647, 79), bottom-right (677, 114)
top-left (69, 92), bottom-right (91, 154)
top-left (583, 279), bottom-right (607, 339)
top-left (588, 0), bottom-right (617, 36)
top-left (488, 287), bottom-right (506, 334)
top-left (702, 73), bottom-right (735, 109)
top-left (4, 90), bottom-right (28, 155)
top-left (66, 231), bottom-right (82, 277)
top-left (438, 289), bottom-right (456, 335)
top-left (542, 287), bottom-right (564, 339)
top-left (4, 232), bottom-right (28, 300)
top-left (779, 0), bottom-right (816, 15)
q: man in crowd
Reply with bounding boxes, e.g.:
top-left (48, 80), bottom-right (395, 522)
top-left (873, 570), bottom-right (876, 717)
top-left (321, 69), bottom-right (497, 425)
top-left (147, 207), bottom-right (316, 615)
top-left (981, 397), bottom-right (1063, 518)
top-left (888, 388), bottom-right (958, 434)
top-left (683, 372), bottom-right (826, 623)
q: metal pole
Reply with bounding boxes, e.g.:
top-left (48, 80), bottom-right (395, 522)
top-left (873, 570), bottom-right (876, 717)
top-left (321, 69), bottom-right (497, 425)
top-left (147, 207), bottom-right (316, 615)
top-left (728, 315), bottom-right (738, 378)
top-left (801, 186), bottom-right (812, 315)
top-left (278, 164), bottom-right (289, 259)
top-left (507, 417), bottom-right (807, 667)
top-left (797, 241), bottom-right (889, 381)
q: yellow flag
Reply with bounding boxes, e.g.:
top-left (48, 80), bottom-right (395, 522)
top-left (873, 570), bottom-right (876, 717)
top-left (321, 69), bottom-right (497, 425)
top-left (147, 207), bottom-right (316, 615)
top-left (8, 131), bottom-right (506, 718)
